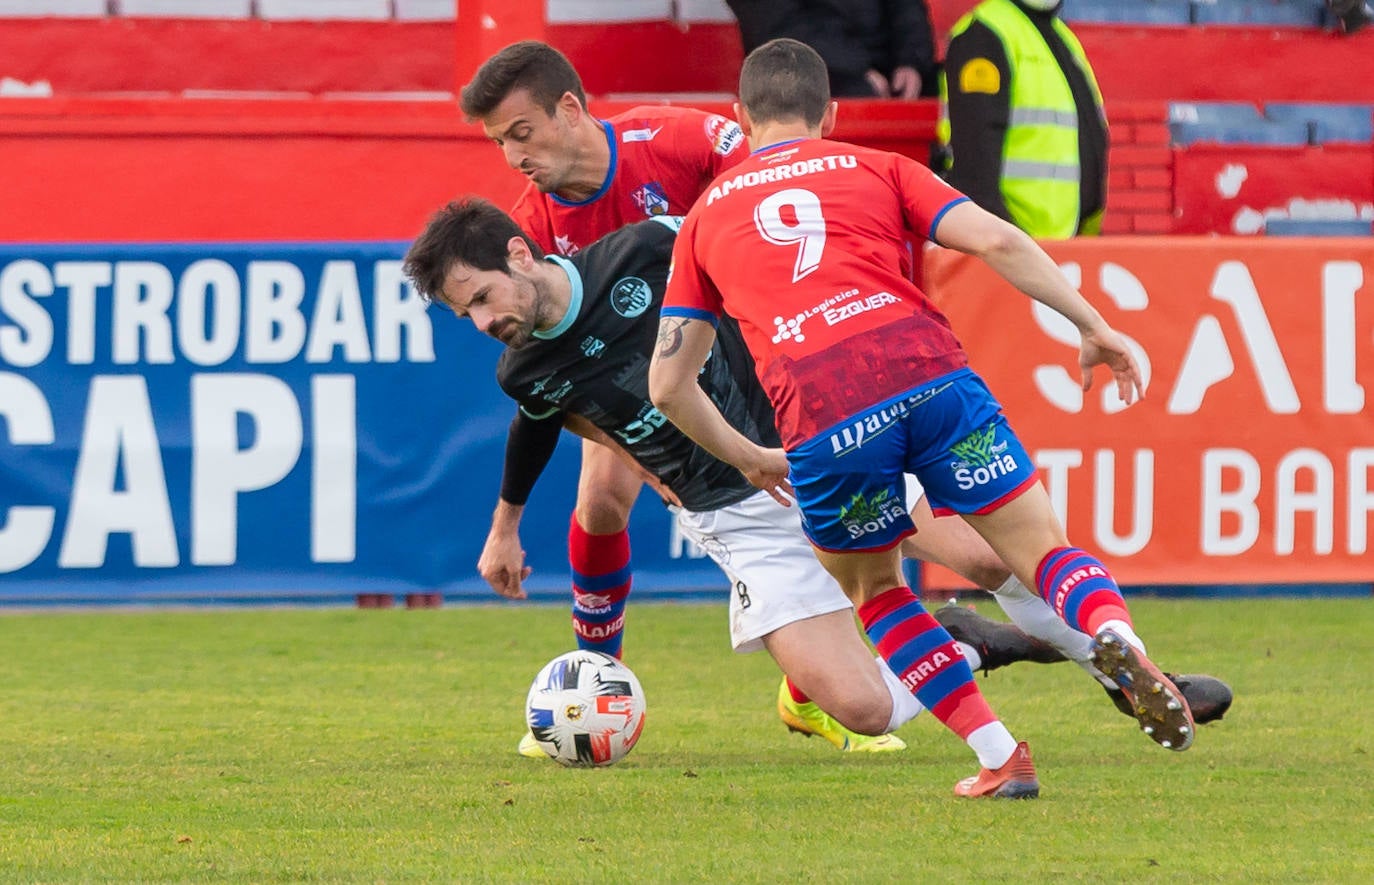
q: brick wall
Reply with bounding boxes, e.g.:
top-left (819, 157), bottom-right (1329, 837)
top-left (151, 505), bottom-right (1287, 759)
top-left (1103, 101), bottom-right (1175, 234)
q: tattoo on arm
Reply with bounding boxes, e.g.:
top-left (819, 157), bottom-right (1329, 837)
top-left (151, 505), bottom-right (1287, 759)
top-left (656, 318), bottom-right (688, 358)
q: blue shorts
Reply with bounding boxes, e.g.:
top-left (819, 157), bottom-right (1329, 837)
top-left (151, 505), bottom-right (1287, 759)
top-left (788, 368), bottom-right (1039, 552)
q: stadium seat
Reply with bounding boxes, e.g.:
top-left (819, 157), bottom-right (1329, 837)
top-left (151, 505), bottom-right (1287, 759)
top-left (257, 0), bottom-right (390, 19)
top-left (548, 0), bottom-right (674, 22)
top-left (1062, 0), bottom-right (1193, 24)
top-left (1168, 101), bottom-right (1311, 145)
top-left (1264, 102), bottom-right (1374, 144)
top-left (1265, 217), bottom-right (1374, 236)
top-left (114, 0), bottom-right (253, 15)
top-left (0, 0), bottom-right (106, 14)
top-left (392, 0), bottom-right (454, 19)
top-left (1190, 0), bottom-right (1326, 27)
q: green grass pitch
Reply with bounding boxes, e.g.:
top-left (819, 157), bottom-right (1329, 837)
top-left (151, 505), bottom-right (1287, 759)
top-left (0, 597), bottom-right (1370, 882)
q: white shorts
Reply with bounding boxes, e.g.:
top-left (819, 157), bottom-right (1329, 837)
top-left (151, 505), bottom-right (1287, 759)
top-left (674, 477), bottom-right (928, 654)
top-left (675, 490), bottom-right (854, 654)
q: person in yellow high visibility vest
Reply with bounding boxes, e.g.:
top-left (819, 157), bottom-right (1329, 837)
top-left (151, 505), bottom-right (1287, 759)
top-left (937, 0), bottom-right (1107, 238)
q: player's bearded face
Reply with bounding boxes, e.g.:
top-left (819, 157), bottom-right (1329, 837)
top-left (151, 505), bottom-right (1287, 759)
top-left (441, 263), bottom-right (541, 349)
top-left (493, 272), bottom-right (544, 349)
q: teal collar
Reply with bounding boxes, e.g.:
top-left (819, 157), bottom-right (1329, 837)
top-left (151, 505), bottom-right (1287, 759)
top-left (534, 254), bottom-right (582, 340)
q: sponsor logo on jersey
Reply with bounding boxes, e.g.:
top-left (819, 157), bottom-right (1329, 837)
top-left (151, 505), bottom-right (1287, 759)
top-left (621, 126), bottom-right (663, 143)
top-left (529, 373), bottom-right (573, 404)
top-left (901, 651), bottom-right (952, 692)
top-left (704, 115), bottom-right (745, 157)
top-left (614, 404), bottom-right (668, 446)
top-left (839, 488), bottom-right (908, 539)
top-left (706, 154), bottom-right (858, 204)
top-left (828, 383), bottom-right (953, 456)
top-left (829, 401), bottom-right (908, 455)
top-left (554, 234), bottom-right (578, 256)
top-left (581, 336), bottom-right (607, 358)
top-left (770, 288), bottom-right (861, 345)
top-left (610, 276), bottom-right (653, 318)
top-left (631, 181), bottom-right (671, 217)
top-left (772, 314), bottom-right (807, 344)
top-left (948, 424), bottom-right (1018, 490)
top-left (823, 291), bottom-right (900, 326)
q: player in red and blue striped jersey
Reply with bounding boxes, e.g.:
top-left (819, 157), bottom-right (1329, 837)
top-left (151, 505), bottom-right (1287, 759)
top-left (651, 38), bottom-right (1196, 796)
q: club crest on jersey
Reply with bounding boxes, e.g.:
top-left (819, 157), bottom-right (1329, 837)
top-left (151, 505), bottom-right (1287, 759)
top-left (631, 181), bottom-right (671, 217)
top-left (704, 115), bottom-right (745, 157)
top-left (610, 277), bottom-right (653, 318)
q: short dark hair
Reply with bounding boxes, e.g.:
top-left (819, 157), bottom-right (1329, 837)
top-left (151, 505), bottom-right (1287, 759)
top-left (738, 38), bottom-right (831, 128)
top-left (402, 197), bottom-right (544, 304)
top-left (459, 40), bottom-right (589, 119)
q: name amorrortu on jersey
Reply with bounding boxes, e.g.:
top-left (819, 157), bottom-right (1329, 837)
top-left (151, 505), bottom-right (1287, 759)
top-left (705, 154), bottom-right (859, 205)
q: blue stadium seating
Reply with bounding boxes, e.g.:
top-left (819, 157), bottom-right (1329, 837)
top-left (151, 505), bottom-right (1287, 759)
top-left (1190, 0), bottom-right (1326, 26)
top-left (1168, 101), bottom-right (1311, 145)
top-left (1061, 0), bottom-right (1193, 24)
top-left (1265, 218), bottom-right (1374, 236)
top-left (1264, 102), bottom-right (1374, 143)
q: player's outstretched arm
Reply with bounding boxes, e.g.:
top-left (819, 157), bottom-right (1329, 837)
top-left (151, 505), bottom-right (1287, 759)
top-left (934, 200), bottom-right (1147, 406)
top-left (649, 316), bottom-right (793, 505)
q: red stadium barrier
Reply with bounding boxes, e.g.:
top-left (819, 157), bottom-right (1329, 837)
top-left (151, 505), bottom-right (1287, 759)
top-left (0, 95), bottom-right (517, 242)
top-left (0, 94), bottom-right (934, 243)
top-left (1172, 144), bottom-right (1374, 236)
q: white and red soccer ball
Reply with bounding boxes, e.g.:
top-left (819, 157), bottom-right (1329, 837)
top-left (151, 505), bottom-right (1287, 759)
top-left (524, 650), bottom-right (646, 767)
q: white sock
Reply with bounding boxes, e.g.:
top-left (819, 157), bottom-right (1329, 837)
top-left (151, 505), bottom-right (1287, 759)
top-left (1097, 618), bottom-right (1146, 655)
top-left (967, 721), bottom-right (1019, 770)
top-left (875, 655), bottom-right (926, 731)
top-left (991, 574), bottom-right (1095, 662)
top-left (956, 640), bottom-right (982, 671)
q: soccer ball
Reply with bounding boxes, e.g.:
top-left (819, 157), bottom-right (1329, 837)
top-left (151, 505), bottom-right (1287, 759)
top-left (524, 650), bottom-right (646, 767)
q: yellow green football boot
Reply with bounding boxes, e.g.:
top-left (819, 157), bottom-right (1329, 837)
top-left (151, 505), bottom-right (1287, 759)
top-left (776, 678), bottom-right (906, 752)
top-left (516, 731), bottom-right (548, 759)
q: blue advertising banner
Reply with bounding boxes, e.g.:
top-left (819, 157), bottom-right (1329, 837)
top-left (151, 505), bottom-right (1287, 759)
top-left (0, 243), bottom-right (726, 605)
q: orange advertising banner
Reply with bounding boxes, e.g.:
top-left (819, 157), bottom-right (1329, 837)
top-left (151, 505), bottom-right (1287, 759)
top-left (921, 236), bottom-right (1374, 588)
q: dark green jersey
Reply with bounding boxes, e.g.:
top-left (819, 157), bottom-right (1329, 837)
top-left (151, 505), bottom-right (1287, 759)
top-left (496, 218), bottom-right (779, 512)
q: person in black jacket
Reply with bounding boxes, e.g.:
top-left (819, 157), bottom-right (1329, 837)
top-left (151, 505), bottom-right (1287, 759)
top-left (725, 0), bottom-right (939, 98)
top-left (1328, 0), bottom-right (1370, 33)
